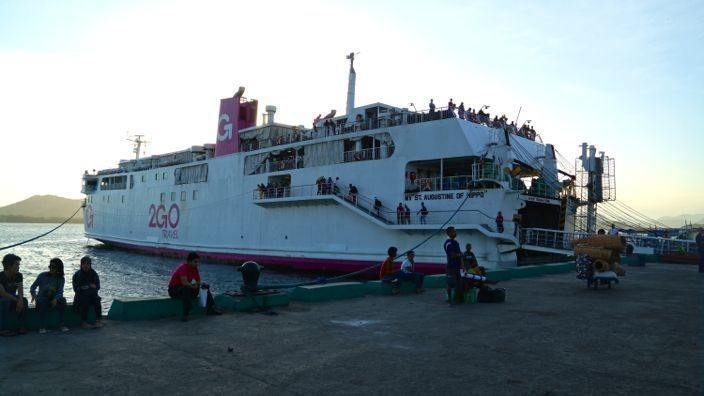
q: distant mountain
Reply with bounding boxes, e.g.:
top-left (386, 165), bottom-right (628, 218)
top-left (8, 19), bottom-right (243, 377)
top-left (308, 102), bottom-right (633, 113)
top-left (656, 214), bottom-right (704, 228)
top-left (0, 195), bottom-right (83, 223)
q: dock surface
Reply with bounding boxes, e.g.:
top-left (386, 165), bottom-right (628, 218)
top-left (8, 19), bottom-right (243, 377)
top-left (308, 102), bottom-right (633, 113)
top-left (1, 263), bottom-right (701, 395)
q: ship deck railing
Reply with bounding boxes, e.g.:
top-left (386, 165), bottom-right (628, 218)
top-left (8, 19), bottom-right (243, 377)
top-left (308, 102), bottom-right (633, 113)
top-left (520, 228), bottom-right (700, 256)
top-left (252, 182), bottom-right (502, 228)
top-left (238, 105), bottom-right (541, 155)
top-left (239, 106), bottom-right (492, 154)
top-left (342, 146), bottom-right (395, 162)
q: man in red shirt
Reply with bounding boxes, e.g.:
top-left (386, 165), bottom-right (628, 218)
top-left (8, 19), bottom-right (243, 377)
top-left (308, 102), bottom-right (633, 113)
top-left (168, 252), bottom-right (221, 321)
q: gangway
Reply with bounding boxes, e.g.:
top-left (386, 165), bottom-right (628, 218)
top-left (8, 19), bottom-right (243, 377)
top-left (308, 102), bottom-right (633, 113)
top-left (520, 228), bottom-right (588, 255)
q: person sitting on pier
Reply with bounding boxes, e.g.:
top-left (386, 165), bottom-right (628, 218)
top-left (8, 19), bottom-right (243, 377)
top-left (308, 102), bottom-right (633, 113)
top-left (72, 256), bottom-right (103, 329)
top-left (462, 244), bottom-right (478, 271)
top-left (444, 227), bottom-right (464, 305)
top-left (168, 252), bottom-right (222, 322)
top-left (0, 254), bottom-right (28, 336)
top-left (461, 243), bottom-right (487, 288)
top-left (398, 251), bottom-right (424, 293)
top-left (30, 258), bottom-right (68, 333)
top-left (496, 212), bottom-right (504, 233)
top-left (379, 246), bottom-right (401, 295)
top-left (696, 229), bottom-right (704, 274)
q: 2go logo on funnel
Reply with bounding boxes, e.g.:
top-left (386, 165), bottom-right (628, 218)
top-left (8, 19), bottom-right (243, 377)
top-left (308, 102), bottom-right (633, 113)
top-left (148, 203), bottom-right (180, 239)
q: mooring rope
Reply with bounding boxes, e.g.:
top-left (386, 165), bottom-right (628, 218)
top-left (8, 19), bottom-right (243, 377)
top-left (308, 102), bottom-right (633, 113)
top-left (0, 205), bottom-right (83, 252)
top-left (257, 192), bottom-right (473, 290)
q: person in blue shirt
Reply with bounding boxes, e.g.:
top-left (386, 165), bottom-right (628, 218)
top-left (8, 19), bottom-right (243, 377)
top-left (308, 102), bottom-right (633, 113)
top-left (444, 227), bottom-right (464, 305)
top-left (30, 258), bottom-right (68, 333)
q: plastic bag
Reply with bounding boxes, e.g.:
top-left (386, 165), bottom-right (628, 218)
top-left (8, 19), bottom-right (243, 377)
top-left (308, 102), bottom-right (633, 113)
top-left (199, 286), bottom-right (208, 308)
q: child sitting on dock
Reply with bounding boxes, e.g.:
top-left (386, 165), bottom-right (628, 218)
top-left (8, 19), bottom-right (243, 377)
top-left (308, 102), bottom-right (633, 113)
top-left (0, 254), bottom-right (28, 336)
top-left (72, 256), bottom-right (103, 329)
top-left (398, 251), bottom-right (425, 293)
top-left (30, 258), bottom-right (68, 333)
top-left (168, 252), bottom-right (222, 321)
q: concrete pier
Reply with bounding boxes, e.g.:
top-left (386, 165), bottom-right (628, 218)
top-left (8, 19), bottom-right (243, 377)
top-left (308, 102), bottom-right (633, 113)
top-left (1, 263), bottom-right (701, 395)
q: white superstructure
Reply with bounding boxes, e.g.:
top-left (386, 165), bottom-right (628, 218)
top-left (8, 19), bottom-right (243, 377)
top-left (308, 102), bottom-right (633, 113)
top-left (82, 57), bottom-right (574, 273)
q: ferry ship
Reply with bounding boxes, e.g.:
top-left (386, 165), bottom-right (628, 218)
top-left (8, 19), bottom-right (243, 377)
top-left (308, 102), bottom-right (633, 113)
top-left (82, 54), bottom-right (601, 273)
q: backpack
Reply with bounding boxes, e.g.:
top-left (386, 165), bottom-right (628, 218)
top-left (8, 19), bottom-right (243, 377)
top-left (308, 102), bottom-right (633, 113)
top-left (477, 287), bottom-right (506, 303)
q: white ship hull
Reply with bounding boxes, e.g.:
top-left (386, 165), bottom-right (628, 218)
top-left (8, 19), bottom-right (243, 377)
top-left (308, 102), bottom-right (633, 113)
top-left (84, 118), bottom-right (545, 273)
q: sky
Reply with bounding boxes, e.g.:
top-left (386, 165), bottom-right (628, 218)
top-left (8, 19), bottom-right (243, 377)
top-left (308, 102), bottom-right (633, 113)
top-left (0, 0), bottom-right (702, 218)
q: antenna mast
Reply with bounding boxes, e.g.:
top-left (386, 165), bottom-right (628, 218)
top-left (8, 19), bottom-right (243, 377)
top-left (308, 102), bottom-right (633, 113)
top-left (346, 51), bottom-right (358, 122)
top-left (127, 134), bottom-right (149, 160)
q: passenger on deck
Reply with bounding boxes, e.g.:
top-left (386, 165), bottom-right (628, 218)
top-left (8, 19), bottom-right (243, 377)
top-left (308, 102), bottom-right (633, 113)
top-left (349, 184), bottom-right (358, 204)
top-left (404, 204), bottom-right (411, 224)
top-left (428, 99), bottom-right (435, 115)
top-left (327, 177), bottom-right (333, 194)
top-left (609, 224), bottom-right (619, 235)
top-left (355, 114), bottom-right (364, 131)
top-left (72, 256), bottom-right (103, 329)
top-left (374, 197), bottom-right (382, 217)
top-left (478, 108), bottom-right (488, 124)
top-left (0, 254), bottom-right (28, 336)
top-left (398, 251), bottom-right (425, 293)
top-left (444, 227), bottom-right (464, 305)
top-left (418, 202), bottom-right (429, 224)
top-left (458, 102), bottom-right (465, 119)
top-left (496, 212), bottom-right (504, 233)
top-left (333, 177), bottom-right (340, 195)
top-left (30, 258), bottom-right (68, 333)
top-left (379, 246), bottom-right (400, 295)
top-left (168, 252), bottom-right (222, 322)
top-left (324, 119), bottom-right (331, 135)
top-left (397, 203), bottom-right (405, 224)
top-left (448, 99), bottom-right (456, 116)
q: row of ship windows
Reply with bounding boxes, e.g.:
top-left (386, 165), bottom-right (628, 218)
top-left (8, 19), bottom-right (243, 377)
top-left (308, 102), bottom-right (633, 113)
top-left (90, 190), bottom-right (199, 204)
top-left (160, 190), bottom-right (199, 203)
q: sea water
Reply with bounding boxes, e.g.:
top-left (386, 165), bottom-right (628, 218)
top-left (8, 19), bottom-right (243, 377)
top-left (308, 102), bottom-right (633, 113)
top-left (0, 223), bottom-right (314, 309)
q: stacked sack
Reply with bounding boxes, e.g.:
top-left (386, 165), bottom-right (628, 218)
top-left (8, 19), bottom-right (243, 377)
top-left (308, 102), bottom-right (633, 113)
top-left (571, 235), bottom-right (626, 277)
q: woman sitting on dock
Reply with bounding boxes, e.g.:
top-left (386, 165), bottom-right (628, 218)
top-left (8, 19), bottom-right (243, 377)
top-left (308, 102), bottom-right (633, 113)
top-left (72, 256), bottom-right (103, 329)
top-left (30, 258), bottom-right (68, 333)
top-left (168, 252), bottom-right (222, 322)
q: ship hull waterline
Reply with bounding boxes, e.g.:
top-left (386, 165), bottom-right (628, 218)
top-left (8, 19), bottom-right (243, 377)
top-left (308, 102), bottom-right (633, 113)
top-left (94, 237), bottom-right (447, 276)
